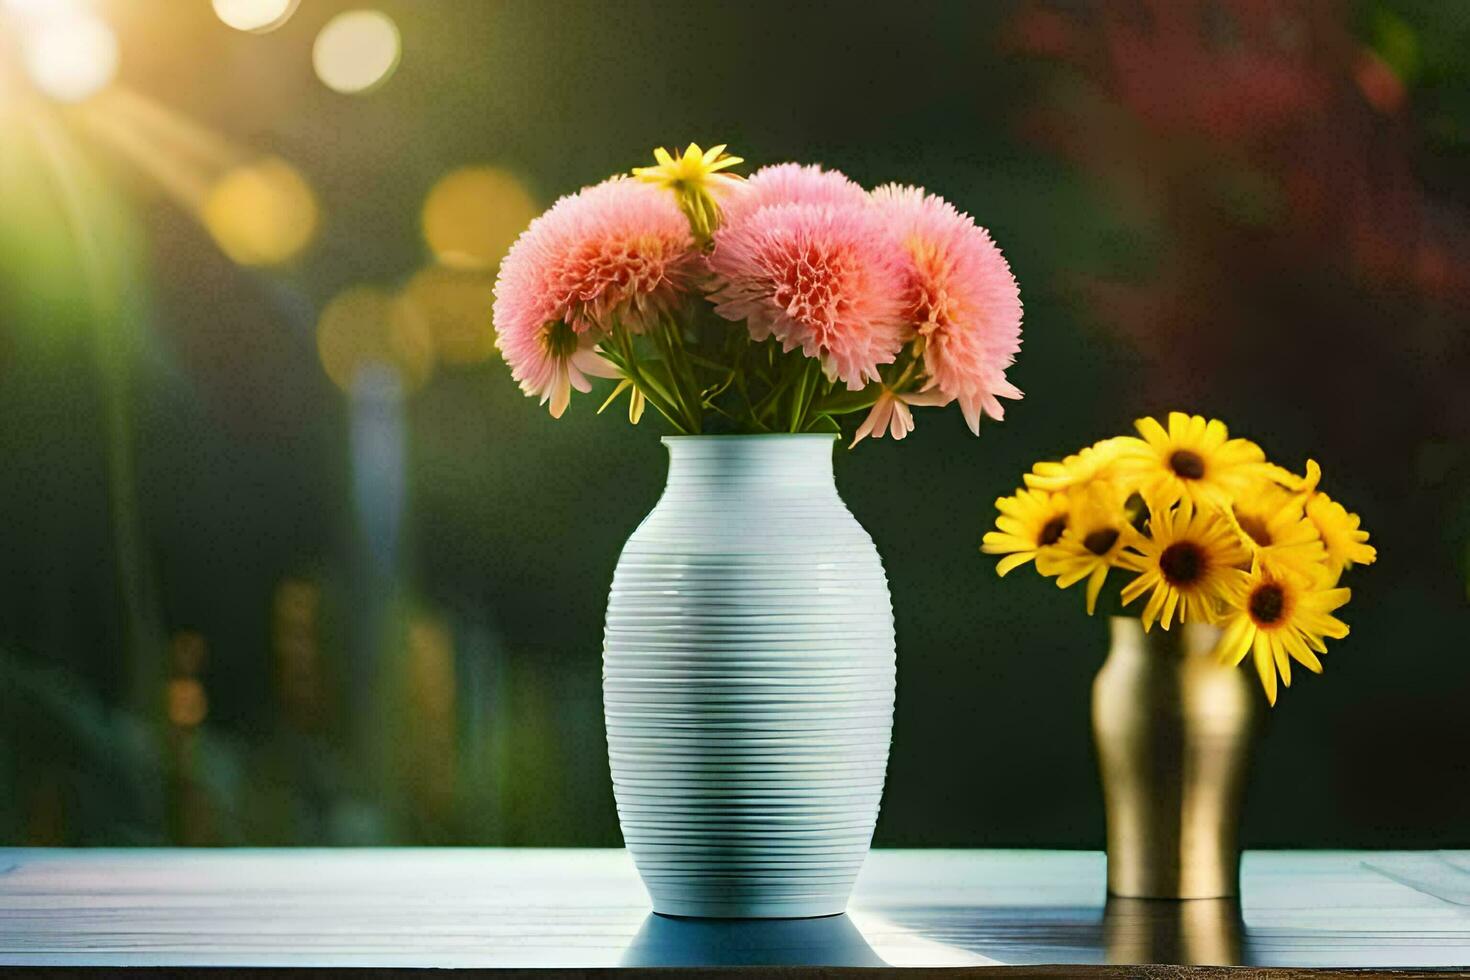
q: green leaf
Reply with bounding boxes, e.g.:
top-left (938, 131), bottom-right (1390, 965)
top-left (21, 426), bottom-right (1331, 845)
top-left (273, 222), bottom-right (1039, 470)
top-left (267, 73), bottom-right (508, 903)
top-left (816, 383), bottom-right (883, 416)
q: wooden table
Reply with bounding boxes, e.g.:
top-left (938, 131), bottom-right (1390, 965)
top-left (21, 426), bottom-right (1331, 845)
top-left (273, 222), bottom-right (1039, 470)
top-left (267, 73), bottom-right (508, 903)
top-left (2, 849), bottom-right (1468, 975)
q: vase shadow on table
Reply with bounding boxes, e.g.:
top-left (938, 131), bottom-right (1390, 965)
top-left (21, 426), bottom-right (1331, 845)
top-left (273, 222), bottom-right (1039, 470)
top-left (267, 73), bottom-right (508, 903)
top-left (620, 911), bottom-right (888, 967)
top-left (870, 898), bottom-right (1243, 966)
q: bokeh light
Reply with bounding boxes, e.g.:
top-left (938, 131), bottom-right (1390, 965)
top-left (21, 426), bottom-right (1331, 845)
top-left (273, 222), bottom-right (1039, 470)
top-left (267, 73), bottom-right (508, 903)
top-left (421, 167), bottom-right (538, 270)
top-left (2, 0), bottom-right (81, 17)
top-left (317, 285), bottom-right (435, 393)
top-left (273, 579), bottom-right (323, 729)
top-left (312, 10), bottom-right (401, 95)
top-left (395, 265), bottom-right (498, 366)
top-left (20, 8), bottom-right (118, 104)
top-left (166, 678), bottom-right (208, 728)
top-left (166, 632), bottom-right (208, 729)
top-left (202, 157), bottom-right (319, 266)
top-left (211, 0), bottom-right (298, 34)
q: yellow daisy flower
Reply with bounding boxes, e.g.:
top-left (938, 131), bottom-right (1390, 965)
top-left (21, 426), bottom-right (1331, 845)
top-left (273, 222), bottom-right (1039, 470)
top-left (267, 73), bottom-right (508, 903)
top-left (1227, 478), bottom-right (1329, 584)
top-left (1112, 412), bottom-right (1269, 509)
top-left (632, 142), bottom-right (743, 243)
top-left (1215, 561), bottom-right (1351, 705)
top-left (982, 488), bottom-right (1070, 577)
top-left (1263, 458), bottom-right (1319, 494)
top-left (1269, 458), bottom-right (1375, 583)
top-left (1119, 500), bottom-right (1250, 631)
top-left (1036, 482), bottom-right (1135, 614)
top-left (1022, 436), bottom-right (1132, 492)
top-left (1306, 493), bottom-right (1377, 583)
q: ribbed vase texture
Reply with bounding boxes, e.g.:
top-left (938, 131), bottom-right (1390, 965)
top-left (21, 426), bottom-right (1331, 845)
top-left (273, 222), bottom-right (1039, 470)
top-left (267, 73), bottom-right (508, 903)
top-left (603, 434), bottom-right (896, 918)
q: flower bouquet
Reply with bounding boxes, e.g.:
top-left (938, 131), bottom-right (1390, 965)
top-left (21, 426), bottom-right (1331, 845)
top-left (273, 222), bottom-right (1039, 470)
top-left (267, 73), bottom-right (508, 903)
top-left (982, 411), bottom-right (1376, 704)
top-left (982, 412), bottom-right (1376, 897)
top-left (494, 143), bottom-right (1022, 443)
top-left (492, 144), bottom-right (1022, 917)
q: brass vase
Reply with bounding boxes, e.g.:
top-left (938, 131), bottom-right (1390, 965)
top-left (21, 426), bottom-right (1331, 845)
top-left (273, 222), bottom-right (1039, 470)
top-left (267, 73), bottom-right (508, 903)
top-left (1092, 617), bottom-right (1259, 899)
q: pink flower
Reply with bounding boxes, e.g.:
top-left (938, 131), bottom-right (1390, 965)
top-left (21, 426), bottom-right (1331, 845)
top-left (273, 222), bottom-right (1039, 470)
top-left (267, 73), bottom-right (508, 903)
top-left (707, 203), bottom-right (909, 389)
top-left (497, 323), bottom-right (620, 419)
top-left (851, 388), bottom-right (950, 446)
top-left (871, 184), bottom-right (1023, 434)
top-left (494, 177), bottom-right (697, 415)
top-left (720, 163), bottom-right (867, 226)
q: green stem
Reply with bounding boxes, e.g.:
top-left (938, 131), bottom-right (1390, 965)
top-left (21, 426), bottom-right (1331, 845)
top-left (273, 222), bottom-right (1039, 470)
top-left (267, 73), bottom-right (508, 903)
top-left (788, 358), bottom-right (822, 432)
top-left (890, 359), bottom-right (919, 392)
top-left (658, 318), bottom-right (704, 433)
top-left (683, 350), bottom-right (731, 373)
top-left (640, 319), bottom-right (694, 432)
top-left (604, 333), bottom-right (688, 433)
top-left (808, 376), bottom-right (836, 430)
top-left (752, 367), bottom-right (798, 423)
top-left (702, 401), bottom-right (744, 424)
top-left (731, 366), bottom-right (768, 432)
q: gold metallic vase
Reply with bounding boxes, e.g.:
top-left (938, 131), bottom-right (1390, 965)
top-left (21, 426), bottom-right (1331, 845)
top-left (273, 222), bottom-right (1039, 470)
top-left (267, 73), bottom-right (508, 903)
top-left (1092, 617), bottom-right (1259, 899)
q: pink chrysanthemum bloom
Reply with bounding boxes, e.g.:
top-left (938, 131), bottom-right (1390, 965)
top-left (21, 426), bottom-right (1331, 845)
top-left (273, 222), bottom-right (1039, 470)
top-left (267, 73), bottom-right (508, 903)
top-left (494, 177), bottom-right (697, 416)
top-left (871, 184), bottom-right (1023, 434)
top-left (707, 203), bottom-right (908, 389)
top-left (720, 163), bottom-right (868, 226)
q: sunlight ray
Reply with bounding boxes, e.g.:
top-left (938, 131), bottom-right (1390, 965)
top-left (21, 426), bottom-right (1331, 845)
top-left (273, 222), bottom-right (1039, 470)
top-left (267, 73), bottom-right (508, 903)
top-left (76, 95), bottom-right (214, 211)
top-left (74, 86), bottom-right (319, 265)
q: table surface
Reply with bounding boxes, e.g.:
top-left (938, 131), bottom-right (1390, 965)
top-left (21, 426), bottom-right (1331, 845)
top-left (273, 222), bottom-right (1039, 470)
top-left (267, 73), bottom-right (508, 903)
top-left (2, 848), bottom-right (1469, 974)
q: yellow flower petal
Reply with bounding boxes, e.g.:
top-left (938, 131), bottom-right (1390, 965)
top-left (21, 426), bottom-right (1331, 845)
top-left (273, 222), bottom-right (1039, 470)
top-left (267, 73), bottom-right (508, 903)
top-left (1217, 616), bottom-right (1254, 667)
top-left (1272, 634), bottom-right (1292, 688)
top-left (995, 552), bottom-right (1033, 577)
top-left (1253, 631), bottom-right (1277, 705)
top-left (1136, 415), bottom-right (1169, 447)
top-left (1085, 564), bottom-right (1109, 615)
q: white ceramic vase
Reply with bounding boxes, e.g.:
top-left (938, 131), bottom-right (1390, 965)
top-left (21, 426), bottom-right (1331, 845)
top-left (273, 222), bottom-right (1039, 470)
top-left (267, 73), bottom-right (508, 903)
top-left (603, 434), bottom-right (896, 918)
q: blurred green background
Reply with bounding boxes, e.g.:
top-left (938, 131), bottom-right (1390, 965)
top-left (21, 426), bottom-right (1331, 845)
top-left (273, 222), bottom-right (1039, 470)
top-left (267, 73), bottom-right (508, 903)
top-left (2, 0), bottom-right (1468, 849)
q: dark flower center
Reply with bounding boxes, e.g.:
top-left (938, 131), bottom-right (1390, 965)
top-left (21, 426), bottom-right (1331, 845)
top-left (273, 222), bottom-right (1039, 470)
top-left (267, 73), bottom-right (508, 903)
top-left (1236, 512), bottom-right (1272, 547)
top-left (539, 320), bottom-right (579, 359)
top-left (1249, 583), bottom-right (1286, 625)
top-left (1159, 542), bottom-right (1205, 584)
top-left (1170, 449), bottom-right (1206, 480)
top-left (1038, 516), bottom-right (1067, 547)
top-left (1083, 528), bottom-right (1120, 556)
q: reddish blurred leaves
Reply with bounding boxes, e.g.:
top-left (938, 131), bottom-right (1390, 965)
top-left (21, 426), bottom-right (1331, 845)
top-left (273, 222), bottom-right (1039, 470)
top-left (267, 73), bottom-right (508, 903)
top-left (1005, 0), bottom-right (1470, 439)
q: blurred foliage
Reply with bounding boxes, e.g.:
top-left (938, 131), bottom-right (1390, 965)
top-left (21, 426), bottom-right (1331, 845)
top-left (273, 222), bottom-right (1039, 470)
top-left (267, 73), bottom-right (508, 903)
top-left (0, 0), bottom-right (1467, 848)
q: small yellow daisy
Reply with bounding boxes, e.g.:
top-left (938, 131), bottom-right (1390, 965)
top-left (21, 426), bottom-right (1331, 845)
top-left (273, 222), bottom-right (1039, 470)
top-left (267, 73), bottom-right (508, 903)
top-left (632, 142), bottom-right (743, 243)
top-left (1266, 458), bottom-right (1375, 583)
top-left (1306, 492), bottom-right (1377, 583)
top-left (1119, 499), bottom-right (1250, 631)
top-left (1036, 482), bottom-right (1135, 614)
top-left (982, 488), bottom-right (1070, 577)
top-left (1227, 478), bottom-right (1330, 584)
top-left (1112, 412), bottom-right (1269, 510)
top-left (1215, 560), bottom-right (1351, 705)
top-left (1262, 459), bottom-right (1319, 494)
top-left (1023, 436), bottom-right (1131, 492)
